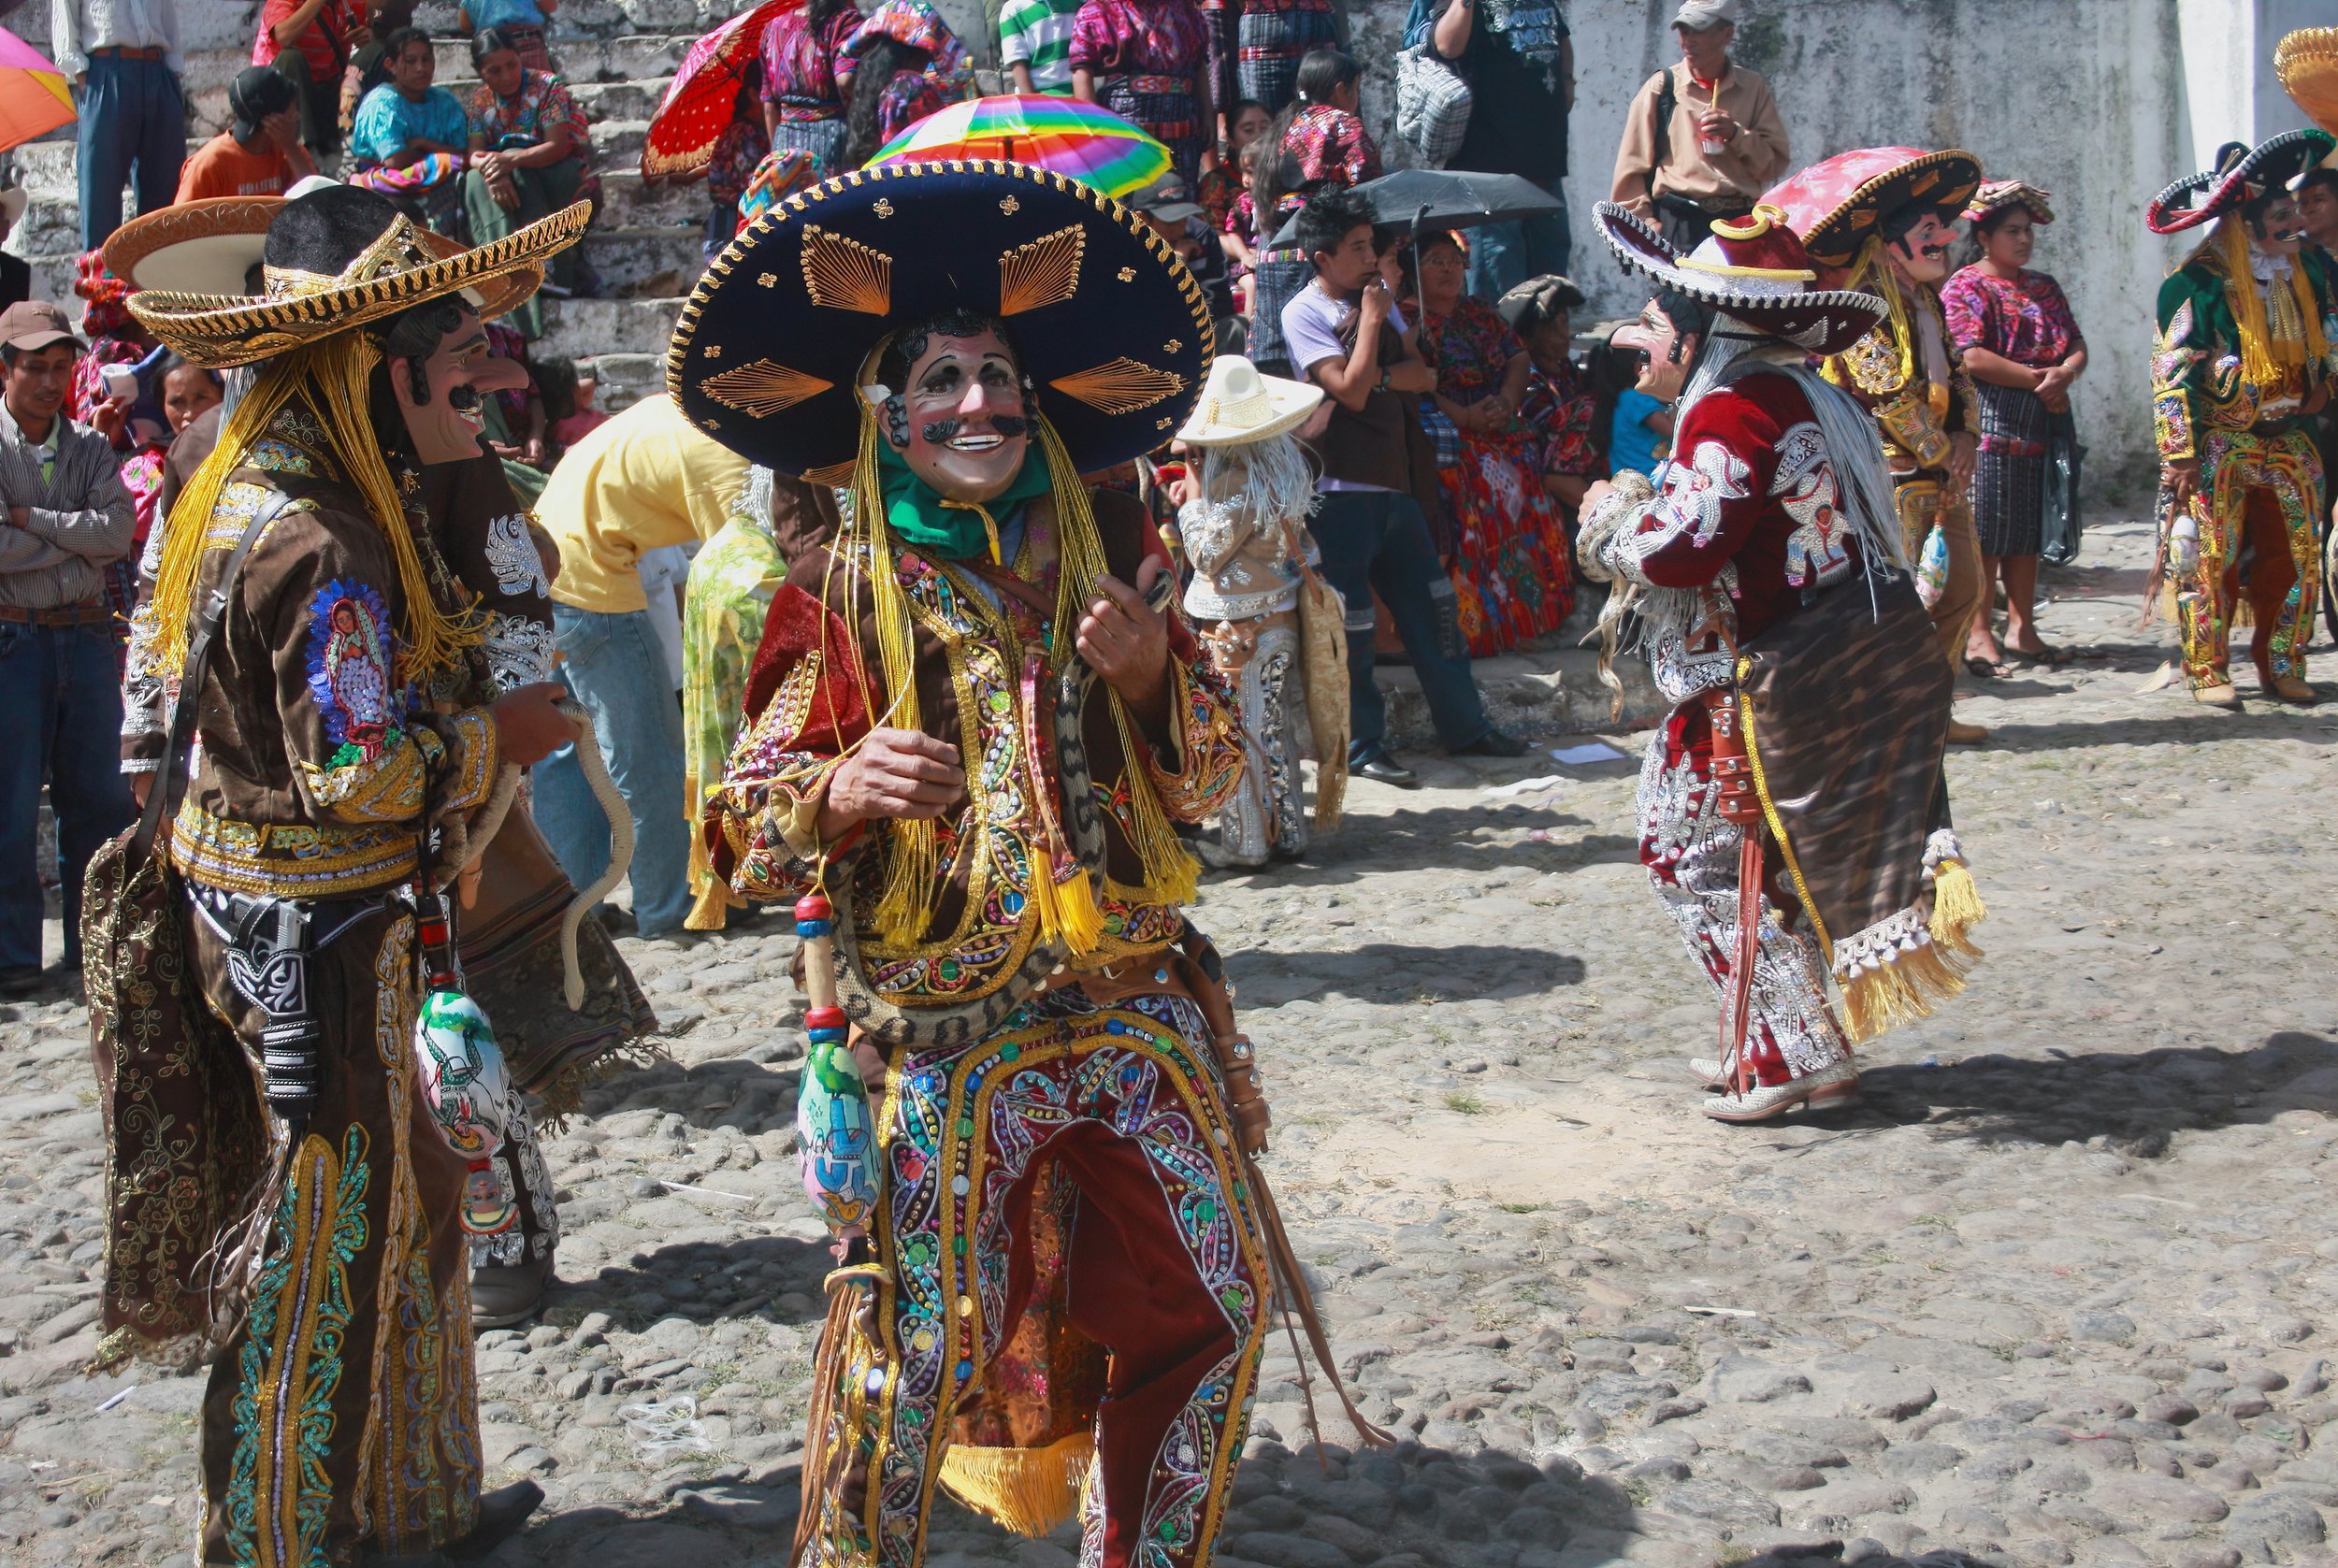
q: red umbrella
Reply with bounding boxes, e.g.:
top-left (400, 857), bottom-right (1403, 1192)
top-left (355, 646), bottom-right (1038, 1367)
top-left (642, 0), bottom-right (804, 180)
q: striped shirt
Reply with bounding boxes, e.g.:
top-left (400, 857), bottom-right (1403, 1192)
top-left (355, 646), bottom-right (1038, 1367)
top-left (999, 0), bottom-right (1080, 93)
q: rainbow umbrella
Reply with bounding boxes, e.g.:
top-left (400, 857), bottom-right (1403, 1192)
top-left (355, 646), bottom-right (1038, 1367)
top-left (642, 0), bottom-right (803, 180)
top-left (868, 94), bottom-right (1169, 198)
top-left (0, 28), bottom-right (73, 152)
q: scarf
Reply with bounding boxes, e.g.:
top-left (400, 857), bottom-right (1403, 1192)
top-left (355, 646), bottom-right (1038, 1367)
top-left (875, 438), bottom-right (1052, 562)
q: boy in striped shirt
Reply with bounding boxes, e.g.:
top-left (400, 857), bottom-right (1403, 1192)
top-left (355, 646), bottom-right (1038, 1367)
top-left (1000, 0), bottom-right (1080, 94)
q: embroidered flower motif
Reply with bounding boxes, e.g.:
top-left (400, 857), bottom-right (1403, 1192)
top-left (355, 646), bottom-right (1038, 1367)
top-left (483, 511), bottom-right (550, 597)
top-left (1657, 438), bottom-right (1754, 547)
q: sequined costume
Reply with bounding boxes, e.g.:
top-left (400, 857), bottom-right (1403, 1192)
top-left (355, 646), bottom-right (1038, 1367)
top-left (2151, 224), bottom-right (2335, 692)
top-left (705, 489), bottom-right (1265, 1567)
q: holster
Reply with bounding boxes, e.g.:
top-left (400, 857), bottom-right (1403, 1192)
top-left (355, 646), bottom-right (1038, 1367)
top-left (187, 885), bottom-right (390, 1119)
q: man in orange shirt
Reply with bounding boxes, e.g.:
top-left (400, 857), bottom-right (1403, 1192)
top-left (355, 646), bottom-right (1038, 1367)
top-left (173, 66), bottom-right (317, 203)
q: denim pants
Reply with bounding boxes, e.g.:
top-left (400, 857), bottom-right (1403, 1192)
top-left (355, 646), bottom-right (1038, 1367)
top-left (532, 604), bottom-right (693, 936)
top-left (75, 54), bottom-right (185, 250)
top-left (1307, 489), bottom-right (1492, 757)
top-left (0, 622), bottom-right (133, 971)
top-left (1465, 179), bottom-right (1571, 302)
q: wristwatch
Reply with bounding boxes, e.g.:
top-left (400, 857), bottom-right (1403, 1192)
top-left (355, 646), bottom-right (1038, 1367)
top-left (1378, 367), bottom-right (1391, 391)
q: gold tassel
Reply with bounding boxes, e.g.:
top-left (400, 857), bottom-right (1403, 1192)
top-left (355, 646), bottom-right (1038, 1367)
top-left (847, 407), bottom-right (944, 943)
top-left (1927, 857), bottom-right (1987, 947)
top-left (937, 1432), bottom-right (1094, 1537)
top-left (147, 334), bottom-right (483, 683)
top-left (1838, 938), bottom-right (1979, 1044)
top-left (1035, 420), bottom-right (1199, 909)
top-left (1824, 239), bottom-right (1919, 395)
top-left (1030, 856), bottom-right (1105, 956)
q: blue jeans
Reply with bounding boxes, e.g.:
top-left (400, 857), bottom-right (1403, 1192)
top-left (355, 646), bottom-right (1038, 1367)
top-left (75, 54), bottom-right (185, 250)
top-left (1307, 490), bottom-right (1492, 757)
top-left (532, 605), bottom-right (693, 937)
top-left (1465, 180), bottom-right (1572, 302)
top-left (0, 622), bottom-right (133, 971)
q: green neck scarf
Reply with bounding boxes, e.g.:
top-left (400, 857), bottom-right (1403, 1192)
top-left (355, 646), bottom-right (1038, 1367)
top-left (875, 438), bottom-right (1053, 562)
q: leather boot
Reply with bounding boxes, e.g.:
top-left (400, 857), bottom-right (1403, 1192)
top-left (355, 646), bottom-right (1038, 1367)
top-left (2192, 682), bottom-right (2242, 709)
top-left (2271, 675), bottom-right (2319, 705)
top-left (471, 1248), bottom-right (554, 1329)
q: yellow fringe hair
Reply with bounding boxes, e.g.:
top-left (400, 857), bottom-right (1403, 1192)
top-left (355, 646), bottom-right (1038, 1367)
top-left (1822, 237), bottom-right (1919, 395)
top-left (146, 332), bottom-right (483, 681)
top-left (2193, 211), bottom-right (2330, 389)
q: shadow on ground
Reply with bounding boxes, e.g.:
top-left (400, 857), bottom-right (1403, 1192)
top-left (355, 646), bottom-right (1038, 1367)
top-left (1762, 1032), bottom-right (2338, 1158)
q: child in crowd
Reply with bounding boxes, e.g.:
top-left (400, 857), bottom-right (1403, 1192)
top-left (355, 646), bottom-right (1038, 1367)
top-left (1176, 355), bottom-right (1347, 866)
top-left (548, 358), bottom-right (610, 454)
top-left (1000, 0), bottom-right (1081, 94)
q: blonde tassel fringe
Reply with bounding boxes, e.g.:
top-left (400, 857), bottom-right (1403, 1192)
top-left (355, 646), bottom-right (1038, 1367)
top-left (149, 334), bottom-right (483, 683)
top-left (1031, 858), bottom-right (1105, 957)
top-left (938, 1433), bottom-right (1095, 1537)
top-left (1927, 857), bottom-right (1987, 946)
top-left (1837, 937), bottom-right (1979, 1044)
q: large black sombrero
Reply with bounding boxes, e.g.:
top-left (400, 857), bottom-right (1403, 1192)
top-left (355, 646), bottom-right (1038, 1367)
top-left (668, 159), bottom-right (1214, 482)
top-left (1594, 202), bottom-right (1886, 356)
top-left (2147, 129), bottom-right (2337, 234)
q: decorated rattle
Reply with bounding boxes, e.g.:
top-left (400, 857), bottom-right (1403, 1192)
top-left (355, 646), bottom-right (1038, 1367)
top-left (794, 892), bottom-right (878, 1243)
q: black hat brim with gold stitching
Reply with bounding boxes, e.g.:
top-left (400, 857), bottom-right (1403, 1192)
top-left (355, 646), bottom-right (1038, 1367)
top-left (668, 159), bottom-right (1214, 482)
top-left (2147, 129), bottom-right (2337, 234)
top-left (125, 198), bottom-right (591, 368)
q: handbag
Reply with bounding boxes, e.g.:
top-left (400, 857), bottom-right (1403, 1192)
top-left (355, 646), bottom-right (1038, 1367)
top-left (2040, 406), bottom-right (2085, 567)
top-left (1394, 42), bottom-right (1471, 168)
top-left (85, 489), bottom-right (295, 1354)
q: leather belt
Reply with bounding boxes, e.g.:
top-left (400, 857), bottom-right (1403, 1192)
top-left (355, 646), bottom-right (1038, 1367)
top-left (90, 45), bottom-right (168, 61)
top-left (0, 601), bottom-right (115, 627)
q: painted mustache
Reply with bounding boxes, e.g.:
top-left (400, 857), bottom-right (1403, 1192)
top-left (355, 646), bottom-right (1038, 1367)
top-left (920, 415), bottom-right (1030, 444)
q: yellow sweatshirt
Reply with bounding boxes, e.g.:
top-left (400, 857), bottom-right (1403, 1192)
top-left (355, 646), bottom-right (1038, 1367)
top-left (541, 393), bottom-right (751, 615)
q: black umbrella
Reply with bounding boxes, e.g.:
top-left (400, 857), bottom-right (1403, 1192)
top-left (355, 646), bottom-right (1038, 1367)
top-left (1266, 168), bottom-right (1564, 250)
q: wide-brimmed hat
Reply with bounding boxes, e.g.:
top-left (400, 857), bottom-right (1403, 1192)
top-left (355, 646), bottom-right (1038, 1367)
top-left (1495, 273), bottom-right (1585, 331)
top-left (2275, 29), bottom-right (2338, 141)
top-left (1175, 355), bottom-right (1321, 446)
top-left (1762, 147), bottom-right (1984, 271)
top-left (1592, 201), bottom-right (1886, 356)
top-left (1964, 180), bottom-right (2054, 225)
top-left (125, 184), bottom-right (587, 367)
top-left (2146, 129), bottom-right (2337, 234)
top-left (669, 159), bottom-right (1213, 481)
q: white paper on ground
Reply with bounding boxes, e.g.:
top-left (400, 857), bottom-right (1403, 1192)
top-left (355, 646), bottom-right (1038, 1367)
top-left (1550, 741), bottom-right (1626, 765)
top-left (1482, 774), bottom-right (1567, 798)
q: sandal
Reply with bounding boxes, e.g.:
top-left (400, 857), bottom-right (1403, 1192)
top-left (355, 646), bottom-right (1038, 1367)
top-left (2009, 643), bottom-right (2073, 667)
top-left (1964, 655), bottom-right (2013, 680)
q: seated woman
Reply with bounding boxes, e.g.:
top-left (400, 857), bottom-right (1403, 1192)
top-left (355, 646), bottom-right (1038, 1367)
top-left (1401, 229), bottom-right (1575, 655)
top-left (458, 0), bottom-right (558, 73)
top-left (837, 0), bottom-right (973, 165)
top-left (1501, 273), bottom-right (1603, 524)
top-left (760, 0), bottom-right (863, 171)
top-left (349, 23), bottom-right (471, 232)
top-left (465, 25), bottom-right (599, 331)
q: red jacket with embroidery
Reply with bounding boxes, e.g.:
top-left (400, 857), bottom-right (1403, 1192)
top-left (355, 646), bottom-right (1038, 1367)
top-left (1596, 369), bottom-right (1865, 647)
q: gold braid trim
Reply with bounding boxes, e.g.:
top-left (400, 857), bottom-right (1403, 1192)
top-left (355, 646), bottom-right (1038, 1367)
top-left (1823, 238), bottom-right (1918, 397)
top-left (149, 333), bottom-right (484, 681)
top-left (2204, 211), bottom-right (2327, 386)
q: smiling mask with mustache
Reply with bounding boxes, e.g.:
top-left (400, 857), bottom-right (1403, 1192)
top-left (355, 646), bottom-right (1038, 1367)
top-left (882, 316), bottom-right (1035, 504)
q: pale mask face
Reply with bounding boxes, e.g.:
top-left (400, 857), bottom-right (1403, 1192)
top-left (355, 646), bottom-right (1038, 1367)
top-left (888, 324), bottom-right (1031, 501)
top-left (1615, 299), bottom-right (1696, 402)
top-left (391, 307), bottom-right (530, 466)
top-left (1885, 210), bottom-right (1956, 283)
top-left (2246, 194), bottom-right (2308, 258)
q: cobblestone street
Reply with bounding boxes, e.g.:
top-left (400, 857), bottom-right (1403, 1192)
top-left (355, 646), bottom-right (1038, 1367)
top-left (7, 519), bottom-right (2338, 1568)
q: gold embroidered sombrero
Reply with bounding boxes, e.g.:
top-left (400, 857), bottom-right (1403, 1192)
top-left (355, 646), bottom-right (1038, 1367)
top-left (668, 159), bottom-right (1213, 480)
top-left (125, 193), bottom-right (591, 367)
top-left (2276, 28), bottom-right (2338, 141)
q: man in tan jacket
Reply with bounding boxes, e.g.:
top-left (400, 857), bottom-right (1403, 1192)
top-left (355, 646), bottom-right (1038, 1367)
top-left (1609, 0), bottom-right (1790, 252)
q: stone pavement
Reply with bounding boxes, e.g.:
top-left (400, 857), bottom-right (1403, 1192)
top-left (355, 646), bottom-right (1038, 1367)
top-left (6, 517), bottom-right (2338, 1568)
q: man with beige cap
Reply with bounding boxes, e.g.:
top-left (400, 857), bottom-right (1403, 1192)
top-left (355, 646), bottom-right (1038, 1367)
top-left (1610, 0), bottom-right (1791, 253)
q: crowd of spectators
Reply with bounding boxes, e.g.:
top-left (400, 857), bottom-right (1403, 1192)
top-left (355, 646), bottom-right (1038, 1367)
top-left (0, 0), bottom-right (2132, 973)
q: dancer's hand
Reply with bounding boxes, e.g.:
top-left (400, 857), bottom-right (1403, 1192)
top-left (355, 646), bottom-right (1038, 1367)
top-left (2164, 457), bottom-right (2200, 511)
top-left (819, 729), bottom-right (965, 839)
top-left (1947, 430), bottom-right (1978, 491)
top-left (1077, 558), bottom-right (1172, 707)
top-left (491, 683), bottom-right (580, 766)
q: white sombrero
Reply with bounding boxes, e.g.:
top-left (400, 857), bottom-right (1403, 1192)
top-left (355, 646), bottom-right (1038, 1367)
top-left (1174, 355), bottom-right (1322, 446)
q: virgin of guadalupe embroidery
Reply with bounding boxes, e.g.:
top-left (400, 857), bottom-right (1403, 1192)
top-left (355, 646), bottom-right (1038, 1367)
top-left (306, 580), bottom-right (405, 766)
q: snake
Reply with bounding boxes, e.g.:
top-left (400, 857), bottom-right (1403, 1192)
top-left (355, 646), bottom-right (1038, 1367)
top-left (441, 697), bottom-right (633, 1013)
top-left (819, 576), bottom-right (1177, 1049)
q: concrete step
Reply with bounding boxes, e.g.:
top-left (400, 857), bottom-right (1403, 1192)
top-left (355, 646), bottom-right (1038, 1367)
top-left (1378, 641), bottom-right (1664, 751)
top-left (537, 295), bottom-right (688, 362)
top-left (584, 351), bottom-right (668, 409)
top-left (432, 32), bottom-right (700, 85)
top-left (578, 223), bottom-right (704, 295)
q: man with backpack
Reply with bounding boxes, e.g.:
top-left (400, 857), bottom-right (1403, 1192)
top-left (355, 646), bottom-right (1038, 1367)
top-left (1609, 0), bottom-right (1790, 254)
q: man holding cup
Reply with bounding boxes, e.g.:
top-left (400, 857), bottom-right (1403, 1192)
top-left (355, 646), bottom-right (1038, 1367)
top-left (1609, 0), bottom-right (1791, 254)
